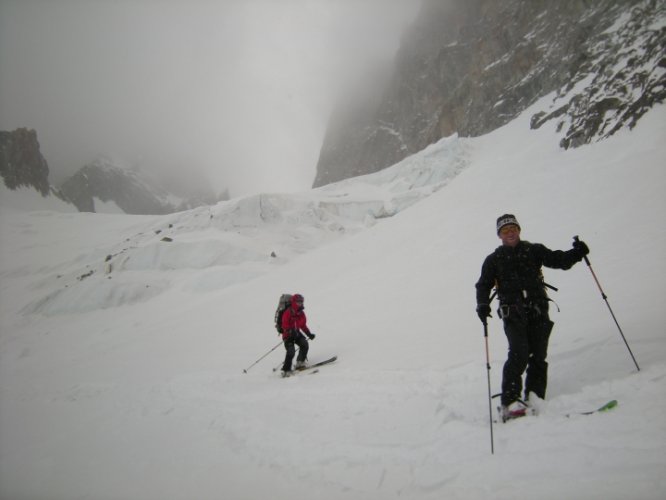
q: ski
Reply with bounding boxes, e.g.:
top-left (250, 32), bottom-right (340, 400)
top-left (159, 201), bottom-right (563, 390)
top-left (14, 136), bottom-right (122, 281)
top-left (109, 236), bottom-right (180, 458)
top-left (280, 356), bottom-right (337, 377)
top-left (566, 399), bottom-right (618, 417)
top-left (496, 399), bottom-right (617, 422)
top-left (302, 355), bottom-right (337, 369)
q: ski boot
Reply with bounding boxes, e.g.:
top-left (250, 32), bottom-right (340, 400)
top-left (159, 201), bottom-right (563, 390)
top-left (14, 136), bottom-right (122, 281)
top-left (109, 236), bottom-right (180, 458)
top-left (500, 400), bottom-right (528, 422)
top-left (295, 359), bottom-right (309, 370)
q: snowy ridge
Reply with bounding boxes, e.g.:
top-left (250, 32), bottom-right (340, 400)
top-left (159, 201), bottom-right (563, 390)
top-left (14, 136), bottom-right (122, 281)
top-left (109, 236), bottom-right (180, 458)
top-left (56, 155), bottom-right (226, 215)
top-left (0, 100), bottom-right (665, 499)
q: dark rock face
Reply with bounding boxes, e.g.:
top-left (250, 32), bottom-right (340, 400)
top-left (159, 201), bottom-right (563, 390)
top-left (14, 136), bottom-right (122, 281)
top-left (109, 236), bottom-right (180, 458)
top-left (59, 161), bottom-right (170, 214)
top-left (530, 1), bottom-right (666, 149)
top-left (58, 158), bottom-right (229, 215)
top-left (0, 128), bottom-right (51, 196)
top-left (313, 0), bottom-right (665, 187)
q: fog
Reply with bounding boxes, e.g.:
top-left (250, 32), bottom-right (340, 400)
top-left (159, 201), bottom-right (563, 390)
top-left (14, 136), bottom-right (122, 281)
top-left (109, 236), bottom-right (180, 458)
top-left (0, 0), bottom-right (419, 197)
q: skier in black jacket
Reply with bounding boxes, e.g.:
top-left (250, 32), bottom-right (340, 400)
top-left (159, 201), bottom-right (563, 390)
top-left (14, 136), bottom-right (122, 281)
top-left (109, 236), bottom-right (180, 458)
top-left (475, 214), bottom-right (589, 419)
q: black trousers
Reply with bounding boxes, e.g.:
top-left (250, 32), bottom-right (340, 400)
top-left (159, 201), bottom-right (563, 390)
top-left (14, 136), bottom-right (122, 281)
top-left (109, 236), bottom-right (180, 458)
top-left (501, 305), bottom-right (554, 406)
top-left (282, 332), bottom-right (309, 372)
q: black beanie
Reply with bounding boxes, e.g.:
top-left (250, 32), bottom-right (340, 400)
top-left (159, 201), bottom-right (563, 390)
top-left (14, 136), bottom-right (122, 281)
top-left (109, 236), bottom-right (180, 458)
top-left (496, 214), bottom-right (521, 234)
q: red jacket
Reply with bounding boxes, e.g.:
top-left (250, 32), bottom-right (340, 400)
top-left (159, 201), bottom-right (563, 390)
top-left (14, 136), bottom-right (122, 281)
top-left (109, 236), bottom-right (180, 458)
top-left (281, 305), bottom-right (310, 340)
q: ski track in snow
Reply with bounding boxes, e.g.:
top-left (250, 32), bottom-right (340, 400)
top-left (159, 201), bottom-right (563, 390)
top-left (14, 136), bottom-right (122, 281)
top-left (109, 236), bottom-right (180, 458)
top-left (1, 100), bottom-right (665, 499)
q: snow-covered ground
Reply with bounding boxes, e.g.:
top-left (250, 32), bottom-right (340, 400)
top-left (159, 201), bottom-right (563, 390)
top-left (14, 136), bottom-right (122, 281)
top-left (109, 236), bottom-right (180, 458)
top-left (0, 185), bottom-right (76, 214)
top-left (1, 98), bottom-right (664, 500)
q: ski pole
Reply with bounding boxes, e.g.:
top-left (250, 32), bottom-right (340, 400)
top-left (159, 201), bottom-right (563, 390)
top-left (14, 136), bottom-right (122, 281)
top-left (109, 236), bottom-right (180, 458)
top-left (483, 320), bottom-right (495, 455)
top-left (243, 341), bottom-right (283, 373)
top-left (574, 235), bottom-right (640, 372)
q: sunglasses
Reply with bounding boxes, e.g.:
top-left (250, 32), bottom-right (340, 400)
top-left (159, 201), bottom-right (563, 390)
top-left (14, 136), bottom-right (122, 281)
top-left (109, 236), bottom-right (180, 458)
top-left (499, 225), bottom-right (519, 235)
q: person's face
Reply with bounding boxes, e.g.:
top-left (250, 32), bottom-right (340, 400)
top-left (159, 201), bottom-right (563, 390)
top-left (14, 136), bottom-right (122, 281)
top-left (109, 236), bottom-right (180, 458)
top-left (498, 224), bottom-right (521, 247)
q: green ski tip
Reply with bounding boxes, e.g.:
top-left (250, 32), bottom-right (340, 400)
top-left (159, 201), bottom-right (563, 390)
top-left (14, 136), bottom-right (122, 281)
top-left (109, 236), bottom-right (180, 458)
top-left (597, 399), bottom-right (618, 412)
top-left (569, 399), bottom-right (618, 417)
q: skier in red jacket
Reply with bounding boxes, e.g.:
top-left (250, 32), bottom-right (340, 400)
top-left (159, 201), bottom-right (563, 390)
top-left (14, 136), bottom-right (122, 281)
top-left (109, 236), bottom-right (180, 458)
top-left (281, 293), bottom-right (315, 376)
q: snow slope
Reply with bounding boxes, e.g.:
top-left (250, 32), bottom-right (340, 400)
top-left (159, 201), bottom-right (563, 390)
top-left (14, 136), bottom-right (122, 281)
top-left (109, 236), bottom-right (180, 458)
top-left (0, 98), bottom-right (665, 500)
top-left (0, 184), bottom-right (76, 214)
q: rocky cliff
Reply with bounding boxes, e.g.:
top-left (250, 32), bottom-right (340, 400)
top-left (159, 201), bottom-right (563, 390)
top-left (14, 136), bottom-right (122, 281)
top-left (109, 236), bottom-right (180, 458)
top-left (0, 128), bottom-right (52, 196)
top-left (313, 0), bottom-right (666, 187)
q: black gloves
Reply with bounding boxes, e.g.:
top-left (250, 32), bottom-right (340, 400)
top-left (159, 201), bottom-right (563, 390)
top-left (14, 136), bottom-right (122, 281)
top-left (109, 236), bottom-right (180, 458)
top-left (572, 239), bottom-right (590, 259)
top-left (476, 304), bottom-right (492, 324)
top-left (306, 332), bottom-right (315, 340)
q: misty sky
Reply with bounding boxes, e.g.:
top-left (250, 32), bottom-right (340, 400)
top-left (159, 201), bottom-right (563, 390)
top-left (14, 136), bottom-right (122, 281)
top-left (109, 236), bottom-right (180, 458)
top-left (0, 0), bottom-right (419, 197)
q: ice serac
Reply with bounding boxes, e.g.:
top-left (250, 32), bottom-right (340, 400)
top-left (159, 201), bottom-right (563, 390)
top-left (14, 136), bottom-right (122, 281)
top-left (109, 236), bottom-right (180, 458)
top-left (313, 0), bottom-right (666, 187)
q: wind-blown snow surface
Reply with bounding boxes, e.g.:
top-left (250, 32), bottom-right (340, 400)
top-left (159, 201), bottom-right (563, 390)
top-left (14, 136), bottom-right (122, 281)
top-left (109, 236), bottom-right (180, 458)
top-left (1, 100), bottom-right (665, 500)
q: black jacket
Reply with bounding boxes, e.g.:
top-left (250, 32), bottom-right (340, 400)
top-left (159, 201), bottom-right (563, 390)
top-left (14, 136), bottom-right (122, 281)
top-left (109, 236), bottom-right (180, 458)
top-left (476, 240), bottom-right (582, 307)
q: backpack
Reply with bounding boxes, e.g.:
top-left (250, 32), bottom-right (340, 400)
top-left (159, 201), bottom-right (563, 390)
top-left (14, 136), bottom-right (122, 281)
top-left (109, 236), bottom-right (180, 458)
top-left (274, 294), bottom-right (292, 334)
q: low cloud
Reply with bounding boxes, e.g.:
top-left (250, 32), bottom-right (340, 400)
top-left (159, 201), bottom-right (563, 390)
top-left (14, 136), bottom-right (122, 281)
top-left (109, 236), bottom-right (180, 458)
top-left (0, 0), bottom-right (419, 197)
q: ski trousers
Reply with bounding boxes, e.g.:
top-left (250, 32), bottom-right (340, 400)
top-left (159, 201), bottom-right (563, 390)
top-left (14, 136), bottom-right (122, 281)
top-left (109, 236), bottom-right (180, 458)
top-left (282, 331), bottom-right (309, 372)
top-left (500, 303), bottom-right (554, 406)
